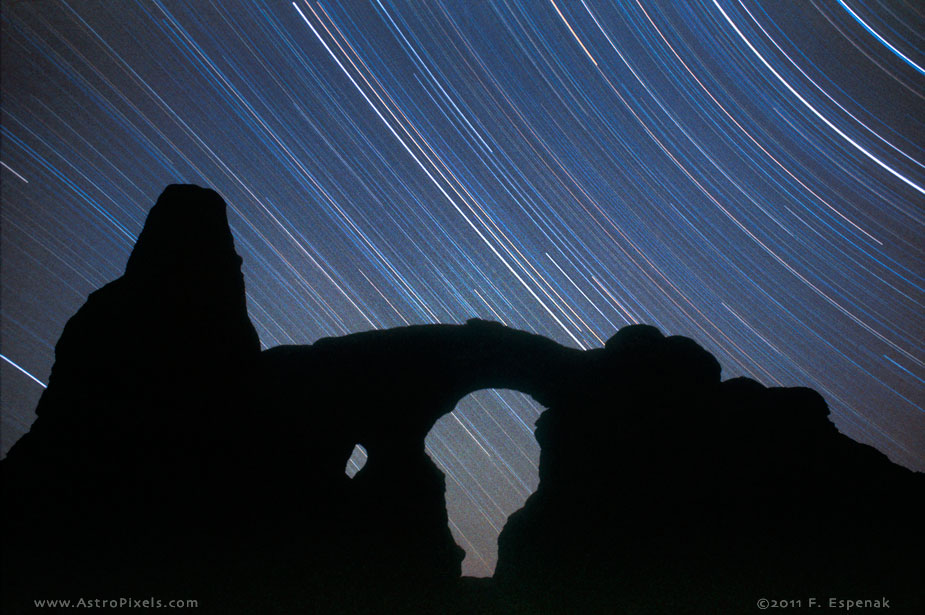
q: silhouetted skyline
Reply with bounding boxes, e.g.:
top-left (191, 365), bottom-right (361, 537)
top-left (4, 186), bottom-right (921, 614)
top-left (1, 2), bottom-right (922, 577)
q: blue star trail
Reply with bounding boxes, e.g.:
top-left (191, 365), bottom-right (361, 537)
top-left (1, 1), bottom-right (922, 576)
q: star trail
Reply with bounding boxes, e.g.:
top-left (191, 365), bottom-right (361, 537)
top-left (1, 1), bottom-right (922, 576)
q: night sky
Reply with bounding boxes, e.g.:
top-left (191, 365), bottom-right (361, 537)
top-left (1, 1), bottom-right (922, 576)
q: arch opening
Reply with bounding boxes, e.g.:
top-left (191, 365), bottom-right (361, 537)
top-left (424, 388), bottom-right (544, 578)
top-left (344, 443), bottom-right (368, 478)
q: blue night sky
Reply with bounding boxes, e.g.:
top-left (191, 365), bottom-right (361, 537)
top-left (1, 1), bottom-right (922, 576)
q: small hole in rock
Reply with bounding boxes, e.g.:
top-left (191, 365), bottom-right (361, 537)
top-left (345, 444), bottom-right (368, 478)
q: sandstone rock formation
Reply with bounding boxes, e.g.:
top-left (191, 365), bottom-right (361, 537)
top-left (3, 185), bottom-right (921, 614)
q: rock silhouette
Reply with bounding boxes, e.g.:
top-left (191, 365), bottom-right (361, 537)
top-left (491, 327), bottom-right (925, 613)
top-left (2, 185), bottom-right (922, 614)
top-left (2, 185), bottom-right (262, 609)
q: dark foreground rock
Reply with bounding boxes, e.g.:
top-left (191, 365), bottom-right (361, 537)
top-left (2, 185), bottom-right (262, 609)
top-left (490, 326), bottom-right (924, 613)
top-left (2, 185), bottom-right (922, 614)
